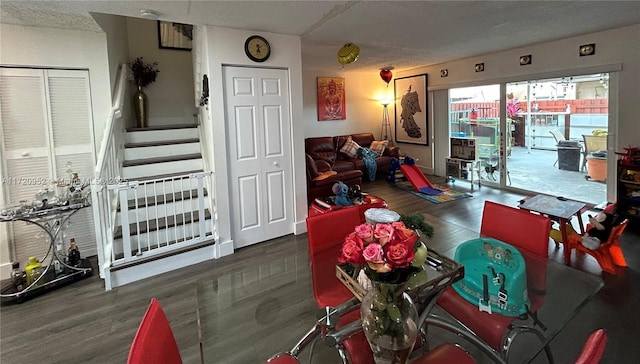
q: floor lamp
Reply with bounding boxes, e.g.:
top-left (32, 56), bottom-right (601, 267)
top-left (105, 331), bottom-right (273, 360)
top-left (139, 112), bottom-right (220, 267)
top-left (380, 101), bottom-right (394, 146)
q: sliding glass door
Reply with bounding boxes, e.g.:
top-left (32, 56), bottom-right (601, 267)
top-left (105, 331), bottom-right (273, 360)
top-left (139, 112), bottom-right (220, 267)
top-left (448, 74), bottom-right (608, 204)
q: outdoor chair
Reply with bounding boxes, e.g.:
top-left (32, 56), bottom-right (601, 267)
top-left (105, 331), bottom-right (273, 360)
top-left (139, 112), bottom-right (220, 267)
top-left (550, 130), bottom-right (583, 167)
top-left (127, 298), bottom-right (182, 364)
top-left (568, 219), bottom-right (628, 274)
top-left (437, 201), bottom-right (553, 362)
top-left (581, 134), bottom-right (607, 172)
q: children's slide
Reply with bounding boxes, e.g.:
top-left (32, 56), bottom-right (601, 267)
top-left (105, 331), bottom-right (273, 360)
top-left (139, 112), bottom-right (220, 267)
top-left (399, 165), bottom-right (442, 196)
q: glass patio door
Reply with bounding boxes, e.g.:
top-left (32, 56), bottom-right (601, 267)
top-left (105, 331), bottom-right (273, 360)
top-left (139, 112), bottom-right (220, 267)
top-left (504, 74), bottom-right (608, 204)
top-left (449, 84), bottom-right (505, 186)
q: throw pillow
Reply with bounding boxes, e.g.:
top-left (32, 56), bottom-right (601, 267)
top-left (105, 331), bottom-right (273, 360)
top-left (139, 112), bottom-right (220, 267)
top-left (370, 140), bottom-right (388, 156)
top-left (340, 136), bottom-right (361, 159)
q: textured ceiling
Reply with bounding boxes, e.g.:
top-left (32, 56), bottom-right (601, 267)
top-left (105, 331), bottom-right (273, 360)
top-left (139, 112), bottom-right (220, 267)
top-left (2, 1), bottom-right (640, 73)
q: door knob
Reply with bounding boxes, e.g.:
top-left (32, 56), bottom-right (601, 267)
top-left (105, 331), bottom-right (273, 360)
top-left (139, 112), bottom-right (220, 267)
top-left (273, 161), bottom-right (279, 166)
top-left (21, 152), bottom-right (30, 157)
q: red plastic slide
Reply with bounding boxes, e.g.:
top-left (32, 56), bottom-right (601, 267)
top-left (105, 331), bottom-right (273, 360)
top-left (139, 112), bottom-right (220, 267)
top-left (399, 165), bottom-right (442, 195)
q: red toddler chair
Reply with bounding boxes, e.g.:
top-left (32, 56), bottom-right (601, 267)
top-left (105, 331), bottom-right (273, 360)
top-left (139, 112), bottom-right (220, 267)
top-left (568, 219), bottom-right (628, 274)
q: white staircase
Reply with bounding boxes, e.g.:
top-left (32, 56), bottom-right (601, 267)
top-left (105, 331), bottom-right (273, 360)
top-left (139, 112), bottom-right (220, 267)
top-left (108, 124), bottom-right (215, 288)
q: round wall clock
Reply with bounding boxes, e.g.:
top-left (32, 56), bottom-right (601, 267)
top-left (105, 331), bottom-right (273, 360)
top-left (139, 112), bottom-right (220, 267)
top-left (244, 35), bottom-right (271, 62)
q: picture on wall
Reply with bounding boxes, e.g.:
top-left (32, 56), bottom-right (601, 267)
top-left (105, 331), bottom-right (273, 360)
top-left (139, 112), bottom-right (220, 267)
top-left (394, 73), bottom-right (428, 145)
top-left (317, 77), bottom-right (346, 121)
top-left (158, 21), bottom-right (193, 50)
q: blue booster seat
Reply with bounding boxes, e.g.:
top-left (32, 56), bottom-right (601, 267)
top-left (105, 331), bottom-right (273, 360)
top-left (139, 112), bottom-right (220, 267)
top-left (452, 238), bottom-right (529, 316)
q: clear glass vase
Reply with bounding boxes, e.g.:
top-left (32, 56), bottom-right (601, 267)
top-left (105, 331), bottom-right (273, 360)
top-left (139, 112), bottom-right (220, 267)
top-left (361, 280), bottom-right (419, 364)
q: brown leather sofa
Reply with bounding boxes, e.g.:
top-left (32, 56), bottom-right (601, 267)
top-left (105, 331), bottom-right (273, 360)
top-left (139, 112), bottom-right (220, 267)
top-left (305, 133), bottom-right (399, 203)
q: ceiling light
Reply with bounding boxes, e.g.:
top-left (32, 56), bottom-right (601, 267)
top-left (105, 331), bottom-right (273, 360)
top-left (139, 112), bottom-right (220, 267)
top-left (140, 9), bottom-right (160, 19)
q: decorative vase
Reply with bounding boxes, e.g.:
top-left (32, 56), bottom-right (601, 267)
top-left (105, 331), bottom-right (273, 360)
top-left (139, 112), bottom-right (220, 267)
top-left (133, 85), bottom-right (148, 128)
top-left (361, 280), bottom-right (419, 364)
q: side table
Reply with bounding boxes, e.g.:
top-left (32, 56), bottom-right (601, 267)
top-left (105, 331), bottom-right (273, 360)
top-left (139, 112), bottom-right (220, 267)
top-left (1, 199), bottom-right (93, 303)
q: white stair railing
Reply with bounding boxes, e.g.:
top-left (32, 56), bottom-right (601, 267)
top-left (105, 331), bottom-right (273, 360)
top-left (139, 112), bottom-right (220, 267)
top-left (91, 64), bottom-right (127, 288)
top-left (111, 171), bottom-right (214, 266)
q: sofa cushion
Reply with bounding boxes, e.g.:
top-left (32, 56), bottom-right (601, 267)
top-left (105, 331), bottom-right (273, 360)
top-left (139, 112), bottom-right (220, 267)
top-left (306, 136), bottom-right (337, 166)
top-left (306, 153), bottom-right (319, 179)
top-left (370, 140), bottom-right (388, 155)
top-left (351, 133), bottom-right (376, 148)
top-left (340, 136), bottom-right (361, 158)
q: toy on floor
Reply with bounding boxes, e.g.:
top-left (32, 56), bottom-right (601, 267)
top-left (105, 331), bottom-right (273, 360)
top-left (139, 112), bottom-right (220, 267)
top-left (387, 158), bottom-right (401, 184)
top-left (332, 181), bottom-right (353, 206)
top-left (549, 203), bottom-right (621, 249)
top-left (398, 157), bottom-right (442, 196)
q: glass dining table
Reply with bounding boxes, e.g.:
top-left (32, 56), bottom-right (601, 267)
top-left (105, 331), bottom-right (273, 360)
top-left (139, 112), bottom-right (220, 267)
top-left (194, 244), bottom-right (603, 363)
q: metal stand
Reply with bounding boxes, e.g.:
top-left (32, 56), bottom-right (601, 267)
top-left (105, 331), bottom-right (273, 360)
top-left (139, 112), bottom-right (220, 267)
top-left (1, 200), bottom-right (93, 303)
top-left (380, 104), bottom-right (394, 146)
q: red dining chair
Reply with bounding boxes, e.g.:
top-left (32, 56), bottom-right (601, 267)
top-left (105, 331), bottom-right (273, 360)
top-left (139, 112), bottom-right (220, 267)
top-left (127, 298), bottom-right (182, 364)
top-left (437, 201), bottom-right (552, 361)
top-left (575, 328), bottom-right (607, 364)
top-left (568, 219), bottom-right (628, 274)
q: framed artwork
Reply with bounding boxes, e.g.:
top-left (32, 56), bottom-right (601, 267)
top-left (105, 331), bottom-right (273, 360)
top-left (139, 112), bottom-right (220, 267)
top-left (317, 77), bottom-right (346, 121)
top-left (394, 73), bottom-right (428, 145)
top-left (158, 21), bottom-right (193, 51)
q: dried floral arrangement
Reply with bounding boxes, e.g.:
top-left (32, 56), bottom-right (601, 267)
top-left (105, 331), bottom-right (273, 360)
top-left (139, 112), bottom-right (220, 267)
top-left (130, 57), bottom-right (159, 88)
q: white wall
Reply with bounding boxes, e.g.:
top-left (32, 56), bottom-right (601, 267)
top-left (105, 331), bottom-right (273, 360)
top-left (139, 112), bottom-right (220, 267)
top-left (0, 23), bottom-right (112, 155)
top-left (91, 13), bottom-right (130, 101)
top-left (203, 26), bottom-right (306, 254)
top-left (126, 18), bottom-right (196, 126)
top-left (302, 71), bottom-right (392, 138)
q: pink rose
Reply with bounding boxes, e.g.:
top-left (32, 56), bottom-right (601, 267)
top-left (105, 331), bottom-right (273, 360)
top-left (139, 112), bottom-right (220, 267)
top-left (354, 223), bottom-right (375, 243)
top-left (385, 239), bottom-right (415, 268)
top-left (374, 223), bottom-right (395, 246)
top-left (338, 235), bottom-right (365, 265)
top-left (362, 243), bottom-right (384, 263)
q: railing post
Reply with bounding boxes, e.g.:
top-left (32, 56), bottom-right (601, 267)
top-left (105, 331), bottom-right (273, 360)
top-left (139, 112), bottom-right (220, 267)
top-left (197, 173), bottom-right (206, 238)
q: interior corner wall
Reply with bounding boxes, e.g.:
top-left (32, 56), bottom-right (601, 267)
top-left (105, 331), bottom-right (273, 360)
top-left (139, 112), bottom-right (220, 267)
top-left (302, 70), bottom-right (391, 139)
top-left (91, 13), bottom-right (131, 101)
top-left (126, 18), bottom-right (196, 126)
top-left (0, 24), bottom-right (112, 157)
top-left (396, 23), bottom-right (640, 180)
top-left (203, 26), bottom-right (306, 249)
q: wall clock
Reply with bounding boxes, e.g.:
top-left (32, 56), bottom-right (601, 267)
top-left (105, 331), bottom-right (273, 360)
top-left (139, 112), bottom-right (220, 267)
top-left (244, 35), bottom-right (271, 62)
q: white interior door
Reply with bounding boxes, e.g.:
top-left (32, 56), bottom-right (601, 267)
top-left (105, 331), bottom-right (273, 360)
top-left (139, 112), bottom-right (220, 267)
top-left (224, 67), bottom-right (293, 248)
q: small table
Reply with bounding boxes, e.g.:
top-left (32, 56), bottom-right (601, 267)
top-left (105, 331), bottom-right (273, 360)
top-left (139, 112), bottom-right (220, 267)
top-left (519, 194), bottom-right (586, 265)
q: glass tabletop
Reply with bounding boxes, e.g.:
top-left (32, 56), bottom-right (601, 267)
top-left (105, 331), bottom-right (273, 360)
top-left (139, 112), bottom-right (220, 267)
top-left (194, 244), bottom-right (603, 364)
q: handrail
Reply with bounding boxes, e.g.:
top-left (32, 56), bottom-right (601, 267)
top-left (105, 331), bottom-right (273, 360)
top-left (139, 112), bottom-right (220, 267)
top-left (95, 64), bottom-right (128, 178)
top-left (92, 63), bottom-right (128, 285)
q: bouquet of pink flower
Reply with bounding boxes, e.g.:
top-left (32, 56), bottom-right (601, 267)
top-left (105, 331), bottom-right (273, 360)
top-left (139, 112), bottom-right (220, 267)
top-left (338, 221), bottom-right (426, 284)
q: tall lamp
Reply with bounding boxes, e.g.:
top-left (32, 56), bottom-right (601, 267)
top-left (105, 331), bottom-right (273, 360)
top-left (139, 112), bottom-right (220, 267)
top-left (380, 100), bottom-right (394, 146)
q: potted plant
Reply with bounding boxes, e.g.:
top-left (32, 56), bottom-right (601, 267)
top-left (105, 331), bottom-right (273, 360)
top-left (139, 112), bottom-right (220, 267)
top-left (130, 57), bottom-right (159, 128)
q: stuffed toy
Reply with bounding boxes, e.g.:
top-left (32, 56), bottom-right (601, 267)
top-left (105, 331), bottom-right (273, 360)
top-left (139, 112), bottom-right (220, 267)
top-left (332, 181), bottom-right (353, 206)
top-left (348, 184), bottom-right (364, 205)
top-left (549, 203), bottom-right (620, 250)
top-left (387, 158), bottom-right (401, 184)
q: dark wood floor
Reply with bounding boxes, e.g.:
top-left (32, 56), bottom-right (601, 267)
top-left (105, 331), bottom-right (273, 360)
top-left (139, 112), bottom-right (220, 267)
top-left (1, 177), bottom-right (638, 363)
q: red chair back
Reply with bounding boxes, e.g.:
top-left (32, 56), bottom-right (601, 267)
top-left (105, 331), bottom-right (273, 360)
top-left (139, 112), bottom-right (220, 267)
top-left (306, 207), bottom-right (362, 308)
top-left (481, 201), bottom-right (551, 258)
top-left (575, 329), bottom-right (607, 364)
top-left (127, 298), bottom-right (182, 364)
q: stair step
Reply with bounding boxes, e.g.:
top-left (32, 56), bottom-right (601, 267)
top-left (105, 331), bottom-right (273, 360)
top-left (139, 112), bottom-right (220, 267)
top-left (125, 138), bottom-right (200, 148)
top-left (110, 237), bottom-right (215, 272)
top-left (127, 124), bottom-right (197, 132)
top-left (123, 153), bottom-right (202, 167)
top-left (114, 209), bottom-right (212, 239)
top-left (118, 188), bottom-right (208, 210)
